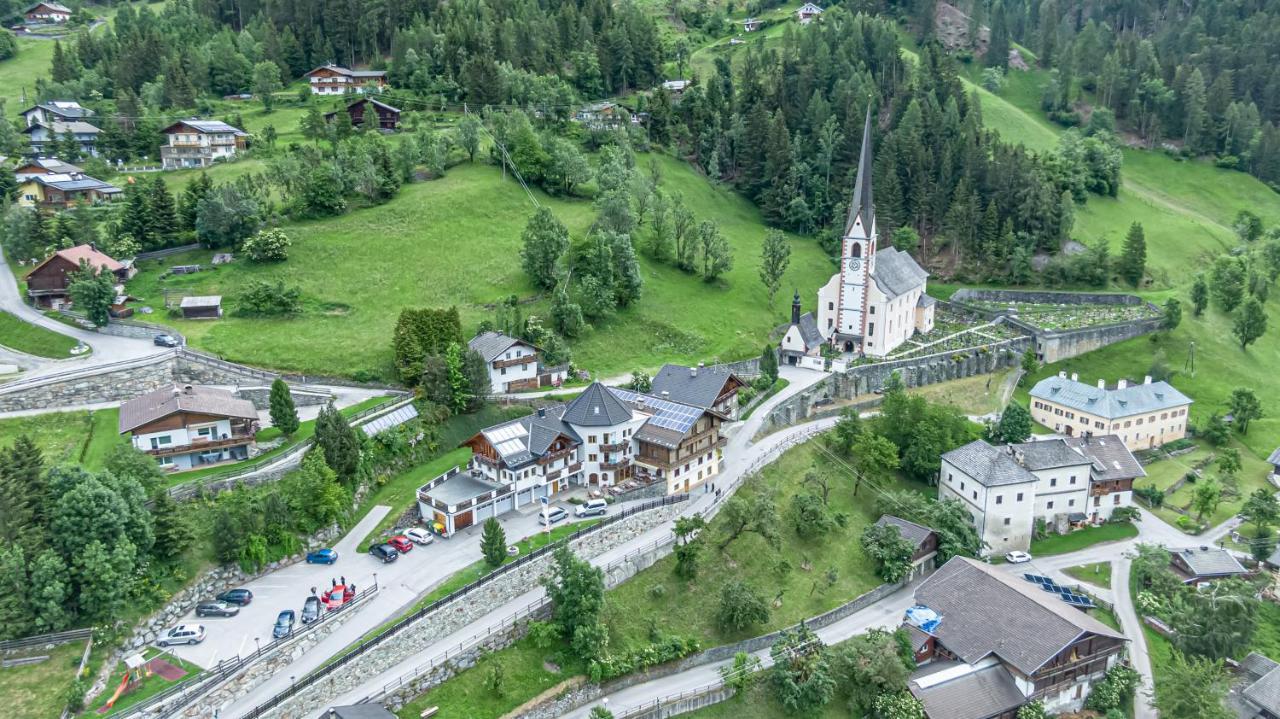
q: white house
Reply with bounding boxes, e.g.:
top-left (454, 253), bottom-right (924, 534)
top-left (20, 100), bottom-right (93, 128)
top-left (118, 385), bottom-right (259, 471)
top-left (816, 111), bottom-right (933, 357)
top-left (779, 290), bottom-right (825, 365)
top-left (22, 121), bottom-right (101, 157)
top-left (467, 331), bottom-right (567, 393)
top-left (1064, 435), bottom-right (1144, 522)
top-left (939, 440), bottom-right (1039, 554)
top-left (1009, 440), bottom-right (1093, 531)
top-left (24, 2), bottom-right (71, 23)
top-left (159, 120), bottom-right (248, 169)
top-left (796, 2), bottom-right (823, 23)
top-left (304, 64), bottom-right (388, 95)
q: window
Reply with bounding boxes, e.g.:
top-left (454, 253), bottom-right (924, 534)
top-left (157, 456), bottom-right (174, 466)
top-left (1003, 518), bottom-right (1011, 526)
top-left (947, 472), bottom-right (953, 483)
top-left (588, 454), bottom-right (597, 462)
top-left (1050, 478), bottom-right (1057, 487)
top-left (870, 306), bottom-right (875, 314)
top-left (972, 491), bottom-right (977, 500)
top-left (1070, 475), bottom-right (1077, 485)
top-left (868, 323), bottom-right (875, 335)
top-left (1068, 499), bottom-right (1075, 507)
top-left (960, 481), bottom-right (965, 491)
top-left (828, 302), bottom-right (834, 311)
top-left (996, 495), bottom-right (1003, 504)
top-left (1047, 501), bottom-right (1054, 509)
top-left (588, 435), bottom-right (596, 443)
top-left (1114, 494), bottom-right (1121, 505)
top-left (500, 367), bottom-right (506, 375)
top-left (1016, 493), bottom-right (1024, 501)
top-left (149, 435), bottom-right (173, 449)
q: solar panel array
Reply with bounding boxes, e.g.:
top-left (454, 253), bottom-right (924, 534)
top-left (609, 387), bottom-right (702, 433)
top-left (1022, 574), bottom-right (1097, 610)
top-left (361, 404), bottom-right (420, 436)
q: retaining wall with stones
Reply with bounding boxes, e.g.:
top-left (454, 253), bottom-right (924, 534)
top-left (761, 339), bottom-right (1030, 434)
top-left (950, 288), bottom-right (1144, 306)
top-left (1031, 316), bottom-right (1164, 364)
top-left (234, 385), bottom-right (334, 410)
top-left (234, 503), bottom-right (685, 719)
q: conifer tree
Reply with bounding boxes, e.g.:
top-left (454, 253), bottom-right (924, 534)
top-left (149, 489), bottom-right (190, 562)
top-left (147, 177), bottom-right (178, 247)
top-left (1190, 274), bottom-right (1209, 316)
top-left (314, 404), bottom-right (361, 483)
top-left (269, 378), bottom-right (300, 437)
top-left (1119, 222), bottom-right (1147, 286)
top-left (481, 518), bottom-right (507, 568)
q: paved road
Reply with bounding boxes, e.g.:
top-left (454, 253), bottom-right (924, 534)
top-left (218, 365), bottom-right (831, 716)
top-left (0, 248), bottom-right (166, 378)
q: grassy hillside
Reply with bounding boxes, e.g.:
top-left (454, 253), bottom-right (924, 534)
top-left (129, 154), bottom-right (832, 378)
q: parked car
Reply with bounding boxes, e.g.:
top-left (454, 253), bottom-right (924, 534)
top-left (305, 548), bottom-right (339, 564)
top-left (575, 498), bottom-right (608, 518)
top-left (301, 595), bottom-right (322, 624)
top-left (195, 601), bottom-right (239, 618)
top-left (216, 588), bottom-right (253, 605)
top-left (539, 506), bottom-right (568, 526)
top-left (388, 535), bottom-right (414, 553)
top-left (272, 610), bottom-right (296, 639)
top-left (157, 624), bottom-right (206, 647)
top-left (321, 584), bottom-right (355, 610)
top-left (369, 544), bottom-right (399, 563)
top-left (404, 527), bottom-right (434, 545)
top-left (1004, 551), bottom-right (1033, 564)
top-left (153, 334), bottom-right (181, 347)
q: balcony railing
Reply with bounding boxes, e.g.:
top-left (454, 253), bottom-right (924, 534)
top-left (146, 434), bottom-right (253, 457)
top-left (492, 355), bottom-right (536, 369)
top-left (600, 459), bottom-right (631, 471)
top-left (537, 448), bottom-right (575, 465)
top-left (599, 442), bottom-right (627, 452)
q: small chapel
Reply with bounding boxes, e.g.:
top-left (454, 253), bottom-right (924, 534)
top-left (816, 110), bottom-right (934, 357)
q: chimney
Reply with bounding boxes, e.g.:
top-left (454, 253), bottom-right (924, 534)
top-left (791, 289), bottom-right (802, 325)
top-left (1058, 371), bottom-right (1067, 379)
top-left (1070, 373), bottom-right (1078, 382)
top-left (636, 396), bottom-right (646, 410)
top-left (1144, 375), bottom-right (1152, 385)
top-left (183, 384), bottom-right (193, 394)
top-left (1097, 379), bottom-right (1105, 389)
top-left (1118, 379), bottom-right (1128, 389)
top-left (537, 407), bottom-right (546, 418)
top-left (661, 391), bottom-right (670, 399)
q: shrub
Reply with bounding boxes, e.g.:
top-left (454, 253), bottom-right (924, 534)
top-left (1086, 665), bottom-right (1140, 712)
top-left (242, 228), bottom-right (291, 262)
top-left (237, 279), bottom-right (302, 316)
top-left (1134, 485), bottom-right (1165, 508)
top-left (648, 583), bottom-right (667, 600)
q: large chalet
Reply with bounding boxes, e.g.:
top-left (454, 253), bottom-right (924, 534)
top-left (119, 385), bottom-right (259, 471)
top-left (906, 557), bottom-right (1128, 718)
top-left (159, 120), bottom-right (248, 169)
top-left (305, 64), bottom-right (387, 95)
top-left (418, 382), bottom-right (726, 534)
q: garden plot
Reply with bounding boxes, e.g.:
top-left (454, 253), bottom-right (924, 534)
top-left (965, 301), bottom-right (1161, 331)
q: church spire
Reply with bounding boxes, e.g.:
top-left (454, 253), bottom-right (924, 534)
top-left (844, 107), bottom-right (875, 237)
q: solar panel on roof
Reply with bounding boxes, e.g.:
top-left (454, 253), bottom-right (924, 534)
top-left (487, 423), bottom-right (525, 442)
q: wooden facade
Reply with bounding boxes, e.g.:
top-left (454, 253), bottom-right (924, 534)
top-left (325, 98), bottom-right (400, 130)
top-left (25, 249), bottom-right (129, 305)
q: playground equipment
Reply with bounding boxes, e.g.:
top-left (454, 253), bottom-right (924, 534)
top-left (104, 653), bottom-right (150, 709)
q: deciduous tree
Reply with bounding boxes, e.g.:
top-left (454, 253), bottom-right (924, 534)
top-left (520, 207), bottom-right (570, 290)
top-left (716, 579), bottom-right (769, 632)
top-left (1233, 296), bottom-right (1267, 349)
top-left (1228, 388), bottom-right (1263, 434)
top-left (759, 229), bottom-right (791, 308)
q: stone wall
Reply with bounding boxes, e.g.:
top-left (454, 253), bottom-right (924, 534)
top-left (1033, 316), bottom-right (1164, 364)
top-left (233, 385), bottom-right (334, 410)
top-left (950, 288), bottom-right (1144, 306)
top-left (760, 339), bottom-right (1030, 434)
top-left (230, 503), bottom-right (685, 719)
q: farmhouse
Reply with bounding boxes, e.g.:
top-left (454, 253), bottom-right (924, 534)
top-left (938, 436), bottom-right (1142, 553)
top-left (875, 515), bottom-right (939, 580)
top-left (575, 101), bottom-right (626, 129)
top-left (1169, 546), bottom-right (1247, 586)
top-left (17, 172), bottom-right (121, 209)
top-left (742, 17), bottom-right (762, 31)
top-left (817, 111), bottom-right (934, 357)
top-left (661, 79), bottom-right (691, 93)
top-left (650, 362), bottom-right (745, 420)
top-left (13, 156), bottom-right (84, 181)
top-left (24, 1), bottom-right (70, 23)
top-left (179, 295), bottom-right (223, 320)
top-left (23, 121), bottom-right (101, 157)
top-left (421, 382), bottom-right (727, 533)
top-left (467, 330), bottom-right (566, 393)
top-left (324, 97), bottom-right (400, 131)
top-left (1029, 372), bottom-right (1192, 449)
top-left (779, 290), bottom-right (825, 366)
top-left (119, 384), bottom-right (258, 471)
top-left (159, 120), bottom-right (248, 169)
top-left (24, 244), bottom-right (134, 307)
top-left (905, 557), bottom-right (1128, 718)
top-left (20, 100), bottom-right (93, 127)
top-left (305, 64), bottom-right (388, 95)
top-left (796, 2), bottom-right (823, 23)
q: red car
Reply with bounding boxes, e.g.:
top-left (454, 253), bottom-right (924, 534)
top-left (388, 535), bottom-right (414, 553)
top-left (322, 584), bottom-right (355, 610)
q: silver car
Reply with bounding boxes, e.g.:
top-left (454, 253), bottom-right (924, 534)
top-left (157, 624), bottom-right (206, 646)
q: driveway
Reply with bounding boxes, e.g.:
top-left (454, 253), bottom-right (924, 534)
top-left (217, 365), bottom-right (832, 716)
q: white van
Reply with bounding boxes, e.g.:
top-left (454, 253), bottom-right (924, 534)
top-left (539, 506), bottom-right (568, 525)
top-left (575, 498), bottom-right (608, 518)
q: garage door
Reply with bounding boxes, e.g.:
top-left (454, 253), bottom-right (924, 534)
top-left (494, 495), bottom-right (514, 515)
top-left (475, 499), bottom-right (495, 522)
top-left (517, 489), bottom-right (532, 507)
top-left (455, 510), bottom-right (474, 530)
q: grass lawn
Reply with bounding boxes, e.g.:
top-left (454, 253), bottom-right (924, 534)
top-left (87, 647), bottom-right (203, 717)
top-left (0, 311), bottom-right (81, 358)
top-left (1063, 561), bottom-right (1113, 590)
top-left (1125, 436), bottom-right (1273, 531)
top-left (907, 368), bottom-right (1014, 416)
top-left (601, 438), bottom-right (912, 652)
top-left (1029, 522), bottom-right (1138, 556)
top-left (124, 153), bottom-right (832, 380)
top-left (675, 682), bottom-right (851, 719)
top-left (1, 641), bottom-right (86, 719)
top-left (0, 407), bottom-right (123, 469)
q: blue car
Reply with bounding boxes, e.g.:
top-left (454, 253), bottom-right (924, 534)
top-left (305, 548), bottom-right (339, 564)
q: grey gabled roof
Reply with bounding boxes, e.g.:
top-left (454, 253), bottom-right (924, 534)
top-left (1029, 376), bottom-right (1192, 419)
top-left (941, 440), bottom-right (1038, 487)
top-left (1172, 546), bottom-right (1246, 578)
top-left (1245, 664), bottom-right (1280, 715)
top-left (797, 311), bottom-right (824, 348)
top-left (914, 557), bottom-right (1126, 676)
top-left (476, 404), bottom-right (580, 467)
top-left (24, 120), bottom-right (100, 135)
top-left (1268, 447), bottom-right (1280, 465)
top-left (650, 364), bottom-right (742, 410)
top-left (918, 294), bottom-right (937, 308)
top-left (870, 247), bottom-right (929, 300)
top-left (875, 515), bottom-right (935, 549)
top-left (562, 382), bottom-right (633, 427)
top-left (843, 108), bottom-right (874, 237)
top-left (1063, 435), bottom-right (1146, 481)
top-left (467, 331), bottom-right (534, 363)
top-left (1009, 439), bottom-right (1090, 471)
top-left (119, 384), bottom-right (257, 434)
top-left (162, 119), bottom-right (247, 135)
top-left (1243, 652), bottom-right (1280, 681)
top-left (909, 662), bottom-right (1026, 719)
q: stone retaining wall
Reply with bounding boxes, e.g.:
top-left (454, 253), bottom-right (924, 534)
top-left (234, 385), bottom-right (334, 410)
top-left (950, 289), bottom-right (1144, 306)
top-left (1032, 316), bottom-right (1164, 363)
top-left (761, 339), bottom-right (1030, 434)
top-left (242, 503), bottom-right (685, 719)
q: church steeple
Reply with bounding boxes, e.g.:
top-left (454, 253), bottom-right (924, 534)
top-left (843, 108), bottom-right (875, 238)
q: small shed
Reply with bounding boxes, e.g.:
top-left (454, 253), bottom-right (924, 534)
top-left (743, 17), bottom-right (762, 31)
top-left (180, 295), bottom-right (222, 320)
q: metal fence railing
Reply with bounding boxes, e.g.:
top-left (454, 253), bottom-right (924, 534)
top-left (134, 243), bottom-right (201, 261)
top-left (238, 494), bottom-right (689, 718)
top-left (0, 627), bottom-right (93, 652)
top-left (103, 584), bottom-right (379, 719)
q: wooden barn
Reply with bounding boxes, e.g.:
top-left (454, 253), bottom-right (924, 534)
top-left (325, 98), bottom-right (401, 131)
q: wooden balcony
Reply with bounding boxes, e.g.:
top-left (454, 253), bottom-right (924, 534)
top-left (566, 462), bottom-right (582, 474)
top-left (492, 355), bottom-right (536, 369)
top-left (600, 459), bottom-right (631, 471)
top-left (146, 434), bottom-right (253, 458)
top-left (537, 447), bottom-right (575, 465)
top-left (599, 442), bottom-right (627, 452)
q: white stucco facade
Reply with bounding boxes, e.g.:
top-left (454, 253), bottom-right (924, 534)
top-left (938, 456), bottom-right (1037, 553)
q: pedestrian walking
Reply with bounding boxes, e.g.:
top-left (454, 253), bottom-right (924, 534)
top-left (341, 575), bottom-right (346, 586)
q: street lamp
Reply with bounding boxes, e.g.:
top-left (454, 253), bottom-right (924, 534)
top-left (373, 572), bottom-right (378, 589)
top-left (254, 637), bottom-right (261, 654)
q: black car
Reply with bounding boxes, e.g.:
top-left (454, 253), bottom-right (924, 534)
top-left (369, 544), bottom-right (399, 563)
top-left (216, 588), bottom-right (253, 606)
top-left (301, 595), bottom-right (321, 625)
top-left (153, 334), bottom-right (181, 348)
top-left (195, 601), bottom-right (240, 617)
top-left (272, 610), bottom-right (296, 639)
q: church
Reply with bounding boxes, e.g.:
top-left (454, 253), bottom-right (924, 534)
top-left (816, 111), bottom-right (934, 358)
